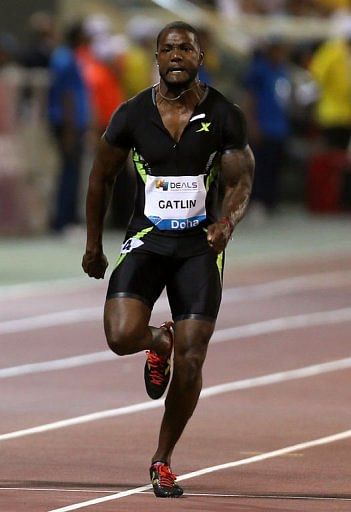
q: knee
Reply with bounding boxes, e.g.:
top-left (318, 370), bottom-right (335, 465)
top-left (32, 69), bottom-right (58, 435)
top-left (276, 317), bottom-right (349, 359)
top-left (105, 321), bottom-right (138, 356)
top-left (175, 348), bottom-right (207, 387)
top-left (106, 330), bottom-right (129, 356)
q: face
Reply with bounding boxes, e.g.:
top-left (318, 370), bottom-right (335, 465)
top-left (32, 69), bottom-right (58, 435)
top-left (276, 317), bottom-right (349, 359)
top-left (156, 28), bottom-right (203, 87)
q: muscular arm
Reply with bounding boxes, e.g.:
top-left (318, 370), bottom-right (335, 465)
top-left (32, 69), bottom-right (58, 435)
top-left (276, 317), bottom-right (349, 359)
top-left (207, 146), bottom-right (255, 253)
top-left (83, 137), bottom-right (130, 278)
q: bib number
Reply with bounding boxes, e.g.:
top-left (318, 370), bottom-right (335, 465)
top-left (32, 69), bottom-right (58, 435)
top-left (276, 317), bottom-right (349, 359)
top-left (144, 175), bottom-right (206, 230)
top-left (120, 237), bottom-right (144, 254)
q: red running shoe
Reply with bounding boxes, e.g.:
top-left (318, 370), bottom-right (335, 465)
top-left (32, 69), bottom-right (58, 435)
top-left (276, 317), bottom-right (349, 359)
top-left (149, 461), bottom-right (183, 498)
top-left (144, 321), bottom-right (173, 400)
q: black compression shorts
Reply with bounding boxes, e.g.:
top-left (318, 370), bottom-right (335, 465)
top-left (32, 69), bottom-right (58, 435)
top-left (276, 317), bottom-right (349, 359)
top-left (106, 229), bottom-right (224, 322)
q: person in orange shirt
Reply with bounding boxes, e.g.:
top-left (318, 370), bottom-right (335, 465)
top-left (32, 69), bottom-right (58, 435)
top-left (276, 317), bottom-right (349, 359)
top-left (77, 37), bottom-right (125, 137)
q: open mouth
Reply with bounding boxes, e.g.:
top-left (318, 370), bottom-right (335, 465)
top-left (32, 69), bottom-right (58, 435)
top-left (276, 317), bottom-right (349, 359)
top-left (168, 68), bottom-right (186, 74)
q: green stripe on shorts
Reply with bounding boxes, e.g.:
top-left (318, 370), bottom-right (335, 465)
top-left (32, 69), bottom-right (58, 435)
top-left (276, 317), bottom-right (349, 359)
top-left (115, 226), bottom-right (154, 268)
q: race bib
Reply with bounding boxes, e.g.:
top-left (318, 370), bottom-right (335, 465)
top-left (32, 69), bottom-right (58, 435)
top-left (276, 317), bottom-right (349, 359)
top-left (120, 237), bottom-right (144, 254)
top-left (144, 175), bottom-right (206, 230)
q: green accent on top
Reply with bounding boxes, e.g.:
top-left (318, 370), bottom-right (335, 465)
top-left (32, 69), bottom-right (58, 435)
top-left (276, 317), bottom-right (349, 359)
top-left (132, 150), bottom-right (147, 184)
top-left (115, 226), bottom-right (154, 268)
top-left (206, 163), bottom-right (219, 192)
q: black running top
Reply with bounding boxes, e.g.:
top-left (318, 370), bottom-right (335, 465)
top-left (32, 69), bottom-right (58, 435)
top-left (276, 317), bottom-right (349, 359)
top-left (104, 85), bottom-right (247, 236)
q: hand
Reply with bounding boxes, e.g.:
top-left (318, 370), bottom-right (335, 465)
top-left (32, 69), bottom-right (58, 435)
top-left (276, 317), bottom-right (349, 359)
top-left (207, 219), bottom-right (233, 253)
top-left (82, 249), bottom-right (108, 279)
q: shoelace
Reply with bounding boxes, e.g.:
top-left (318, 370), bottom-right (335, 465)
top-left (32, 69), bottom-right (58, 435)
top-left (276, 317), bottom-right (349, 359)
top-left (146, 351), bottom-right (168, 385)
top-left (156, 464), bottom-right (177, 488)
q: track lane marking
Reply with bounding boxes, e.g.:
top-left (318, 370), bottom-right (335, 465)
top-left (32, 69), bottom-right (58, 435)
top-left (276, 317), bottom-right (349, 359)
top-left (0, 277), bottom-right (91, 300)
top-left (1, 356), bottom-right (351, 441)
top-left (0, 351), bottom-right (116, 378)
top-left (2, 269), bottom-right (351, 300)
top-left (1, 307), bottom-right (351, 377)
top-left (0, 487), bottom-right (117, 494)
top-left (0, 307), bottom-right (102, 334)
top-left (147, 491), bottom-right (351, 501)
top-left (1, 488), bottom-right (350, 502)
top-left (2, 269), bottom-right (351, 333)
top-left (48, 428), bottom-right (351, 511)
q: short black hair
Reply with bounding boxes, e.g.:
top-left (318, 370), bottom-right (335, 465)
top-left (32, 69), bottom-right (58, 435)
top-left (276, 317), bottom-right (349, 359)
top-left (156, 21), bottom-right (200, 49)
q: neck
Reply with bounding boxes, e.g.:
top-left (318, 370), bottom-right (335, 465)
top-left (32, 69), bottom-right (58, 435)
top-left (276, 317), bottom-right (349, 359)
top-left (157, 80), bottom-right (203, 103)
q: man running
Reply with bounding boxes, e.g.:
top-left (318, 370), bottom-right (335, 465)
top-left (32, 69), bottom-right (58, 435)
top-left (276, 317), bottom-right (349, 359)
top-left (82, 21), bottom-right (254, 498)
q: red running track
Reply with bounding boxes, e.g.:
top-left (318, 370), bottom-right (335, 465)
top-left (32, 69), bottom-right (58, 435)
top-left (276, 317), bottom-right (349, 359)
top-left (1, 253), bottom-right (351, 511)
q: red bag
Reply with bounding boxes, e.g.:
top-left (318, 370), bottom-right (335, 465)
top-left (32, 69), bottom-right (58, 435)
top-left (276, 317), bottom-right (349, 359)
top-left (307, 150), bottom-right (349, 212)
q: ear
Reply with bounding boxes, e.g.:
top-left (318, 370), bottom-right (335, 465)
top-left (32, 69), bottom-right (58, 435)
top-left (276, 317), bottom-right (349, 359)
top-left (199, 51), bottom-right (204, 66)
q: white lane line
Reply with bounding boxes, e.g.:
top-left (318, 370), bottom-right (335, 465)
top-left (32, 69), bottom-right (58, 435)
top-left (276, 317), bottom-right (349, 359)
top-left (48, 428), bottom-right (351, 511)
top-left (0, 487), bottom-right (117, 494)
top-left (3, 488), bottom-right (348, 500)
top-left (0, 295), bottom-right (167, 334)
top-left (0, 307), bottom-right (102, 335)
top-left (0, 352), bottom-right (116, 378)
top-left (0, 277), bottom-right (91, 300)
top-left (1, 356), bottom-right (351, 441)
top-left (222, 270), bottom-right (351, 302)
top-left (2, 269), bottom-right (350, 300)
top-left (2, 269), bottom-right (351, 333)
top-left (2, 307), bottom-right (351, 377)
top-left (0, 400), bottom-right (161, 441)
top-left (153, 492), bottom-right (351, 501)
top-left (212, 307), bottom-right (351, 342)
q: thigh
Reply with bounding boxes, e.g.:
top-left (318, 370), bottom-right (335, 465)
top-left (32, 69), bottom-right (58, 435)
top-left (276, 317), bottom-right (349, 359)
top-left (166, 249), bottom-right (224, 322)
top-left (104, 296), bottom-right (152, 345)
top-left (107, 248), bottom-right (168, 310)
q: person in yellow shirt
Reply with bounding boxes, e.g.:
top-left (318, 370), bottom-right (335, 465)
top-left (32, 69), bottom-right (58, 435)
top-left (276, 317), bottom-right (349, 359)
top-left (310, 28), bottom-right (351, 148)
top-left (316, 0), bottom-right (351, 14)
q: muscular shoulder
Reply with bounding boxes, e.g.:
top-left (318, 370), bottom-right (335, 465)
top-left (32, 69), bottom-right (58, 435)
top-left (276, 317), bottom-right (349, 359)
top-left (206, 87), bottom-right (247, 151)
top-left (104, 87), bottom-right (153, 148)
top-left (121, 87), bottom-right (154, 119)
top-left (206, 87), bottom-right (239, 111)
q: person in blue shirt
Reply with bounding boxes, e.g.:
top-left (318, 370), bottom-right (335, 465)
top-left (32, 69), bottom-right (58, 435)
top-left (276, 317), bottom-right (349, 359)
top-left (48, 22), bottom-right (90, 232)
top-left (244, 37), bottom-right (291, 215)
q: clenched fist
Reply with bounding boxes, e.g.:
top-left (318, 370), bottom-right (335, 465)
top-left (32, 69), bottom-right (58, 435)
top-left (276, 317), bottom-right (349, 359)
top-left (82, 250), bottom-right (108, 279)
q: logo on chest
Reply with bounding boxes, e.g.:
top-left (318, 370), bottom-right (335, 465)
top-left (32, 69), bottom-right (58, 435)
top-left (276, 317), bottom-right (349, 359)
top-left (196, 122), bottom-right (211, 133)
top-left (155, 178), bottom-right (198, 191)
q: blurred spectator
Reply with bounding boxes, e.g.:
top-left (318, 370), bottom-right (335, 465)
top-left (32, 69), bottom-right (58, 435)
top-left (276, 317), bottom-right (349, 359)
top-left (0, 32), bottom-right (18, 69)
top-left (0, 32), bottom-right (19, 133)
top-left (214, 0), bottom-right (347, 16)
top-left (84, 37), bottom-right (125, 136)
top-left (197, 27), bottom-right (220, 86)
top-left (289, 42), bottom-right (318, 132)
top-left (20, 11), bottom-right (56, 69)
top-left (244, 37), bottom-right (291, 216)
top-left (309, 15), bottom-right (351, 149)
top-left (78, 14), bottom-right (130, 229)
top-left (314, 0), bottom-right (351, 16)
top-left (78, 14), bottom-right (125, 139)
top-left (48, 21), bottom-right (90, 233)
top-left (216, 0), bottom-right (241, 18)
top-left (19, 12), bottom-right (56, 121)
top-left (122, 16), bottom-right (160, 98)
